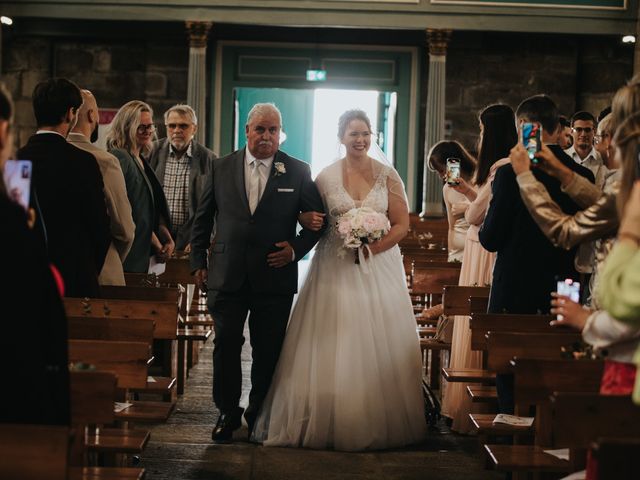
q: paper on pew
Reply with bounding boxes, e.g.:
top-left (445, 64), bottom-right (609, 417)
top-left (148, 257), bottom-right (166, 275)
top-left (147, 376), bottom-right (157, 383)
top-left (558, 470), bottom-right (586, 480)
top-left (114, 402), bottom-right (133, 413)
top-left (492, 414), bottom-right (534, 427)
top-left (543, 448), bottom-right (570, 461)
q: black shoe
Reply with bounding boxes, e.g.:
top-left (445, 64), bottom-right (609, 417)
top-left (212, 408), bottom-right (243, 444)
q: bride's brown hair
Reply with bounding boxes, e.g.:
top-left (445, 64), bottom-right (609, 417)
top-left (338, 110), bottom-right (372, 139)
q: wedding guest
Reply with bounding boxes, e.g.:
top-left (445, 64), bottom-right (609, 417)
top-left (565, 111), bottom-right (607, 189)
top-left (106, 100), bottom-right (174, 273)
top-left (594, 113), bottom-right (615, 169)
top-left (68, 89), bottom-right (135, 285)
top-left (479, 94), bottom-right (594, 413)
top-left (441, 104), bottom-right (517, 433)
top-left (17, 78), bottom-right (111, 297)
top-left (0, 82), bottom-right (70, 425)
top-left (149, 104), bottom-right (216, 252)
top-left (558, 115), bottom-right (573, 149)
top-left (427, 140), bottom-right (476, 262)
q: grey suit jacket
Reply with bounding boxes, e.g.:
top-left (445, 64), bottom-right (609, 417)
top-left (190, 148), bottom-right (325, 295)
top-left (149, 138), bottom-right (216, 250)
top-left (68, 133), bottom-right (135, 285)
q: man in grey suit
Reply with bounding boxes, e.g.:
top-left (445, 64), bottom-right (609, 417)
top-left (190, 103), bottom-right (325, 443)
top-left (68, 89), bottom-right (135, 285)
top-left (149, 104), bottom-right (216, 251)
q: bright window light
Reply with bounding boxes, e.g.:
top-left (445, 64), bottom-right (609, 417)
top-left (622, 35), bottom-right (636, 44)
top-left (0, 16), bottom-right (13, 26)
top-left (311, 89), bottom-right (379, 179)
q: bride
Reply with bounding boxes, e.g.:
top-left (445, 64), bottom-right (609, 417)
top-left (251, 109), bottom-right (427, 451)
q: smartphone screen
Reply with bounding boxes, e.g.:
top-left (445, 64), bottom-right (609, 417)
top-left (521, 122), bottom-right (542, 164)
top-left (556, 279), bottom-right (580, 320)
top-left (446, 158), bottom-right (461, 185)
top-left (3, 160), bottom-right (32, 211)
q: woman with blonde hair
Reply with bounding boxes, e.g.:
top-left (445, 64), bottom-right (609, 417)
top-left (107, 100), bottom-right (174, 273)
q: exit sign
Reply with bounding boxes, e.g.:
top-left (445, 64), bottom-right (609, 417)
top-left (306, 70), bottom-right (327, 82)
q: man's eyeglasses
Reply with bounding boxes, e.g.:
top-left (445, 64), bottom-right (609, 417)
top-left (137, 124), bottom-right (156, 134)
top-left (571, 127), bottom-right (594, 135)
top-left (166, 123), bottom-right (192, 131)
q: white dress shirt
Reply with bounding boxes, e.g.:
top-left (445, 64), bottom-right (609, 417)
top-left (564, 145), bottom-right (608, 189)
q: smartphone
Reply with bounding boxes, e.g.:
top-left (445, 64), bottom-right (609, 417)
top-left (556, 279), bottom-right (580, 320)
top-left (446, 158), bottom-right (461, 185)
top-left (521, 122), bottom-right (542, 164)
top-left (3, 160), bottom-right (32, 211)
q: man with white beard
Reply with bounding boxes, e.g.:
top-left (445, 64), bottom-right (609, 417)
top-left (149, 104), bottom-right (217, 251)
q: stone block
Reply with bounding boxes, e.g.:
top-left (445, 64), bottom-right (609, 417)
top-left (94, 49), bottom-right (112, 73)
top-left (14, 99), bottom-right (35, 126)
top-left (27, 40), bottom-right (52, 71)
top-left (145, 72), bottom-right (167, 97)
top-left (147, 44), bottom-right (188, 71)
top-left (111, 46), bottom-right (145, 72)
top-left (21, 71), bottom-right (49, 98)
top-left (166, 71), bottom-right (188, 100)
top-left (55, 45), bottom-right (94, 76)
top-left (1, 72), bottom-right (21, 99)
top-left (4, 43), bottom-right (29, 72)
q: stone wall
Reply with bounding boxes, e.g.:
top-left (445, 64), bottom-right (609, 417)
top-left (1, 22), bottom-right (633, 166)
top-left (2, 34), bottom-right (188, 148)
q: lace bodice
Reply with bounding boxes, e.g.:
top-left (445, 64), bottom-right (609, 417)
top-left (315, 161), bottom-right (393, 252)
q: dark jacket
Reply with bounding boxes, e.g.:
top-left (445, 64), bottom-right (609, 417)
top-left (479, 144), bottom-right (595, 314)
top-left (110, 148), bottom-right (171, 273)
top-left (18, 133), bottom-right (110, 297)
top-left (0, 194), bottom-right (70, 425)
top-left (148, 138), bottom-right (216, 250)
top-left (190, 148), bottom-right (325, 294)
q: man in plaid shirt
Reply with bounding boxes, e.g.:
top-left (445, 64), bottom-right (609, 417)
top-left (149, 104), bottom-right (217, 252)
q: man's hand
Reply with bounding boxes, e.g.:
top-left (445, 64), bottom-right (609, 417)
top-left (267, 241), bottom-right (294, 268)
top-left (510, 143), bottom-right (531, 176)
top-left (194, 268), bottom-right (208, 292)
top-left (549, 293), bottom-right (591, 330)
top-left (298, 211), bottom-right (325, 231)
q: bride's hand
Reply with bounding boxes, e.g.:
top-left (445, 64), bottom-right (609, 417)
top-left (298, 211), bottom-right (325, 231)
top-left (365, 241), bottom-right (383, 257)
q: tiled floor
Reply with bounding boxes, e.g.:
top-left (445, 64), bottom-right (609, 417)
top-left (140, 334), bottom-right (503, 479)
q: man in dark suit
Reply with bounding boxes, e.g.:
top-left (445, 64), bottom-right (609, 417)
top-left (190, 103), bottom-right (325, 443)
top-left (479, 94), bottom-right (594, 413)
top-left (149, 104), bottom-right (216, 251)
top-left (18, 78), bottom-right (110, 298)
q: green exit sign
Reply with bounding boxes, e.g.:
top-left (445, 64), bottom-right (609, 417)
top-left (306, 70), bottom-right (327, 82)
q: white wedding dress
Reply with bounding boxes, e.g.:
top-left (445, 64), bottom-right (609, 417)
top-left (251, 161), bottom-right (427, 451)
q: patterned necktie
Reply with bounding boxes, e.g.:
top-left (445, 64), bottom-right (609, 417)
top-left (248, 159), bottom-right (262, 214)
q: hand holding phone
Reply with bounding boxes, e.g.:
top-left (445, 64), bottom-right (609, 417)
top-left (521, 122), bottom-right (542, 165)
top-left (555, 279), bottom-right (580, 321)
top-left (446, 157), bottom-right (461, 185)
top-left (3, 160), bottom-right (32, 211)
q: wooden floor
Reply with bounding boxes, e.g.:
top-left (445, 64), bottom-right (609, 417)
top-left (140, 332), bottom-right (503, 480)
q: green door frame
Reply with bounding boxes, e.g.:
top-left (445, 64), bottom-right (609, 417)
top-left (210, 40), bottom-right (421, 210)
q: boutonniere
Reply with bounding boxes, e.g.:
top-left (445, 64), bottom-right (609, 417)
top-left (273, 162), bottom-right (286, 177)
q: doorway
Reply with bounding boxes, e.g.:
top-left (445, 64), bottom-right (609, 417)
top-left (234, 87), bottom-right (397, 178)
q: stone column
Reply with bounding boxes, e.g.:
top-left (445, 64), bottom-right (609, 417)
top-left (420, 29), bottom-right (452, 217)
top-left (186, 21), bottom-right (213, 146)
top-left (634, 12), bottom-right (640, 74)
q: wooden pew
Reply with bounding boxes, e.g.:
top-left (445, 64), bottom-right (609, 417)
top-left (485, 392), bottom-right (640, 475)
top-left (410, 261), bottom-right (461, 308)
top-left (470, 357), bottom-right (603, 439)
top-left (419, 285), bottom-right (490, 388)
top-left (0, 424), bottom-right (69, 480)
top-left (70, 371), bottom-right (149, 458)
top-left (591, 438), bottom-right (640, 479)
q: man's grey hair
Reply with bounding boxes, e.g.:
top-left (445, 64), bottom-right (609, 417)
top-left (246, 103), bottom-right (282, 126)
top-left (164, 104), bottom-right (197, 125)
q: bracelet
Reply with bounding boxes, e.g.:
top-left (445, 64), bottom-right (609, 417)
top-left (619, 232), bottom-right (640, 245)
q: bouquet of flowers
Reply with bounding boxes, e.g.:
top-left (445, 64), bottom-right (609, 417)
top-left (336, 207), bottom-right (390, 263)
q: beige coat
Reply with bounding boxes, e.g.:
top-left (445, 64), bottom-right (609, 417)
top-left (68, 133), bottom-right (135, 285)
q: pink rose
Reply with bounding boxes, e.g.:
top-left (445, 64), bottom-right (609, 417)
top-left (337, 218), bottom-right (351, 236)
